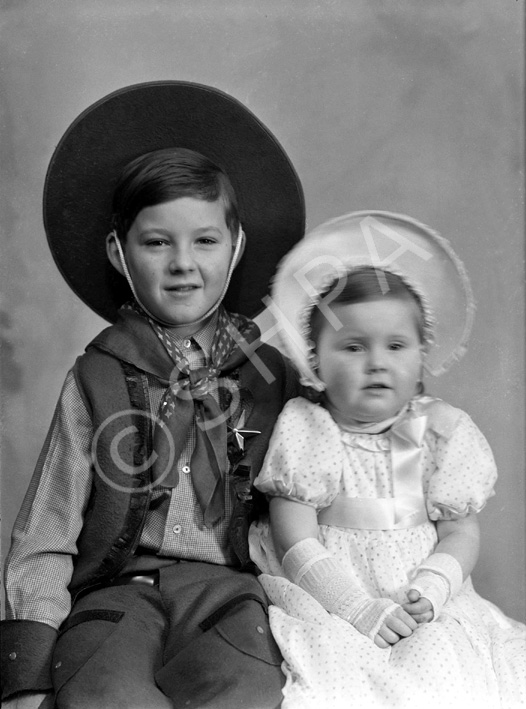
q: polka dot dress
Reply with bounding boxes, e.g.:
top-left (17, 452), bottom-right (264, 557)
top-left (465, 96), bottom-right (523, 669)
top-left (249, 397), bottom-right (526, 709)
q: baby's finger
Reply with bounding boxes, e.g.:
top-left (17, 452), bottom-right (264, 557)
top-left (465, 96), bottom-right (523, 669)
top-left (377, 625), bottom-right (401, 645)
top-left (385, 613), bottom-right (416, 636)
top-left (411, 611), bottom-right (433, 624)
top-left (406, 588), bottom-right (421, 603)
top-left (374, 634), bottom-right (390, 649)
top-left (402, 601), bottom-right (418, 614)
top-left (405, 598), bottom-right (432, 614)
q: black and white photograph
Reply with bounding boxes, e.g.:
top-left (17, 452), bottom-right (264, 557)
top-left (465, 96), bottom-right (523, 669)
top-left (1, 2), bottom-right (524, 707)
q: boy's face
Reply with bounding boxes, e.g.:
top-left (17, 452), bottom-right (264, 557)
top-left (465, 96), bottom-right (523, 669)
top-left (114, 197), bottom-right (235, 336)
top-left (316, 297), bottom-right (424, 427)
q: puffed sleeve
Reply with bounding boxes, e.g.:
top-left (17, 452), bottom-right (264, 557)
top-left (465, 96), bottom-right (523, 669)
top-left (253, 397), bottom-right (344, 508)
top-left (425, 403), bottom-right (497, 521)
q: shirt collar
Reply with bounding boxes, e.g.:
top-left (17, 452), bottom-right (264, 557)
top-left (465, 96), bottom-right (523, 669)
top-left (166, 312), bottom-right (218, 359)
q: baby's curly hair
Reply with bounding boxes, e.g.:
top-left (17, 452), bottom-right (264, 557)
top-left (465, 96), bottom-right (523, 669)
top-left (309, 267), bottom-right (426, 346)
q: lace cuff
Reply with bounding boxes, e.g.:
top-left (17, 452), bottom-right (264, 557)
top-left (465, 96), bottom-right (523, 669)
top-left (410, 552), bottom-right (463, 619)
top-left (282, 538), bottom-right (399, 640)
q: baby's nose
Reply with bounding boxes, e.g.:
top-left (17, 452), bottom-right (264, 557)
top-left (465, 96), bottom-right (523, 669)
top-left (367, 348), bottom-right (387, 371)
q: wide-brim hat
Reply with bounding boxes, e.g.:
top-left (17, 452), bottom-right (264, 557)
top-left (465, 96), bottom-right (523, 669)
top-left (270, 210), bottom-right (474, 389)
top-left (43, 81), bottom-right (305, 322)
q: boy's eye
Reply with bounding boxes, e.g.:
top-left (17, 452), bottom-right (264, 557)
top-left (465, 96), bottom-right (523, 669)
top-left (389, 342), bottom-right (405, 350)
top-left (196, 236), bottom-right (218, 245)
top-left (346, 344), bottom-right (364, 352)
top-left (145, 239), bottom-right (168, 247)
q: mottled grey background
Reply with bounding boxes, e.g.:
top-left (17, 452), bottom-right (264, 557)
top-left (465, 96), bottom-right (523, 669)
top-left (1, 0), bottom-right (524, 620)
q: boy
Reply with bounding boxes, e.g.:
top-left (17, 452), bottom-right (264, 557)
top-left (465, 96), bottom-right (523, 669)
top-left (1, 81), bottom-right (304, 709)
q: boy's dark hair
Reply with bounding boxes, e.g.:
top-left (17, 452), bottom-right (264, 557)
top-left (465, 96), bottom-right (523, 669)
top-left (309, 266), bottom-right (426, 345)
top-left (111, 147), bottom-right (240, 240)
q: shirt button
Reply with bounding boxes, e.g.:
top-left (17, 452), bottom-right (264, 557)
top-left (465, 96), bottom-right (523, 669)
top-left (181, 465), bottom-right (191, 474)
top-left (256, 626), bottom-right (265, 634)
top-left (8, 652), bottom-right (17, 660)
top-left (173, 524), bottom-right (182, 534)
top-left (183, 339), bottom-right (192, 349)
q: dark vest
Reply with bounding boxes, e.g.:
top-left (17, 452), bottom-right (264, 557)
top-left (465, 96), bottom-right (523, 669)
top-left (69, 340), bottom-right (297, 599)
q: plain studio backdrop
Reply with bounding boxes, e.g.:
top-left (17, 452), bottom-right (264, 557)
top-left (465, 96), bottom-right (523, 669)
top-left (0, 0), bottom-right (524, 622)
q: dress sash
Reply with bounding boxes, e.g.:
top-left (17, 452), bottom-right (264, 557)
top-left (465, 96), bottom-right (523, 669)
top-left (318, 414), bottom-right (429, 531)
top-left (317, 495), bottom-right (428, 530)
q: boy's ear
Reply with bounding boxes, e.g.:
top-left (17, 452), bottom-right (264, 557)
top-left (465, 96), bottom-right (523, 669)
top-left (232, 230), bottom-right (246, 268)
top-left (106, 232), bottom-right (126, 276)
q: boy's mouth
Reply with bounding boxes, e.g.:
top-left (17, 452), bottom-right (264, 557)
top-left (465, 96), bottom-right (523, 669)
top-left (364, 383), bottom-right (391, 390)
top-left (166, 284), bottom-right (200, 293)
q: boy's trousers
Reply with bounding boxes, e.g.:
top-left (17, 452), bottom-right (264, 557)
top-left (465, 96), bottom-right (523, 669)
top-left (51, 561), bottom-right (284, 709)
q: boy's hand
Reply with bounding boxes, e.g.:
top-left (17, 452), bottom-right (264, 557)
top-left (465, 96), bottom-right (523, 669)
top-left (402, 588), bottom-right (434, 624)
top-left (1, 691), bottom-right (52, 709)
top-left (374, 606), bottom-right (417, 648)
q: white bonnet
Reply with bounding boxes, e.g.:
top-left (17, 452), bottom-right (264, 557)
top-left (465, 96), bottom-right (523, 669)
top-left (267, 211), bottom-right (474, 391)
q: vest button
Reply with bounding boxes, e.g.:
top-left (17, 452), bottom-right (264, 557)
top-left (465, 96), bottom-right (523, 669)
top-left (8, 652), bottom-right (17, 660)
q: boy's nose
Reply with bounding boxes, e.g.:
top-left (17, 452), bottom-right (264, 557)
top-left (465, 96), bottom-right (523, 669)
top-left (168, 248), bottom-right (195, 273)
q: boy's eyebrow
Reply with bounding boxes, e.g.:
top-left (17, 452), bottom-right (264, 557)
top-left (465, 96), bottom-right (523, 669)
top-left (138, 226), bottom-right (225, 237)
top-left (193, 226), bottom-right (225, 235)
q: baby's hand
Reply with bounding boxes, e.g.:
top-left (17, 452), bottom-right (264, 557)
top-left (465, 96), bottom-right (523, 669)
top-left (374, 606), bottom-right (417, 649)
top-left (402, 588), bottom-right (434, 624)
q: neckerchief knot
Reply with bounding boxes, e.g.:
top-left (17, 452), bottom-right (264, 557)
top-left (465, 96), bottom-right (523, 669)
top-left (176, 366), bottom-right (219, 400)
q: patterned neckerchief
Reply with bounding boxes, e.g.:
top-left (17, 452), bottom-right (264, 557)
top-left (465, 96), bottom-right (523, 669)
top-left (143, 304), bottom-right (260, 528)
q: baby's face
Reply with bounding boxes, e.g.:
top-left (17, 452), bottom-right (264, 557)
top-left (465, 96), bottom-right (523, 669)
top-left (316, 297), bottom-right (424, 426)
top-left (122, 196), bottom-right (234, 335)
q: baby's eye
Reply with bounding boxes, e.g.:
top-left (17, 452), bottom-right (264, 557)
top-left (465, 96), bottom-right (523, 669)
top-left (346, 344), bottom-right (364, 352)
top-left (389, 342), bottom-right (405, 350)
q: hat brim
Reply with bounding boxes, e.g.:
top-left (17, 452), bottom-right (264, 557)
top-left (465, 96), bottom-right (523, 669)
top-left (43, 81), bottom-right (305, 322)
top-left (271, 210), bottom-right (474, 385)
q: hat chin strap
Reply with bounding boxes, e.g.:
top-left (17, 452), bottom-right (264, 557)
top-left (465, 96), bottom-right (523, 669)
top-left (112, 226), bottom-right (245, 329)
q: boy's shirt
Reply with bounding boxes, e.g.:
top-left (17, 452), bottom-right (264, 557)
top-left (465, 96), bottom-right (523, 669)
top-left (4, 315), bottom-right (239, 632)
